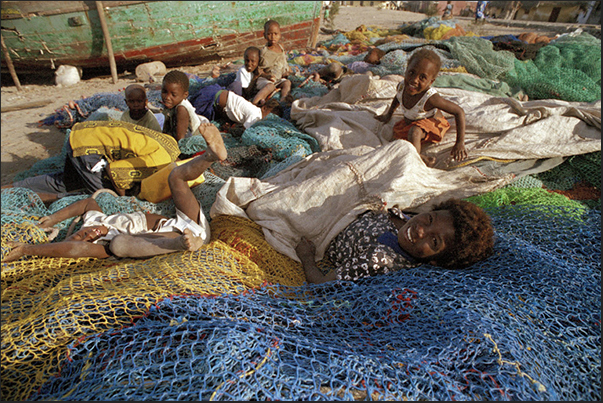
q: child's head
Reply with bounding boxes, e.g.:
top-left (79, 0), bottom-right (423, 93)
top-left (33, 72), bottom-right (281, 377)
top-left (260, 98), bottom-right (283, 119)
top-left (318, 62), bottom-right (344, 82)
top-left (124, 84), bottom-right (148, 120)
top-left (404, 48), bottom-right (441, 95)
top-left (244, 46), bottom-right (261, 73)
top-left (397, 198), bottom-right (494, 269)
top-left (364, 47), bottom-right (386, 65)
top-left (263, 20), bottom-right (281, 46)
top-left (161, 70), bottom-right (189, 109)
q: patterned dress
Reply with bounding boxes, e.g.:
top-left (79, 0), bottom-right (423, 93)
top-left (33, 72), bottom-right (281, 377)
top-left (325, 209), bottom-right (418, 281)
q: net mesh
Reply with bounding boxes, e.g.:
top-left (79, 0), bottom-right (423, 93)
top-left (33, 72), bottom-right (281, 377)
top-left (2, 22), bottom-right (601, 402)
top-left (2, 202), bottom-right (598, 401)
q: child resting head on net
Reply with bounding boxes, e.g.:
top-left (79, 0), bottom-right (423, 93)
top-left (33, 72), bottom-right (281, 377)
top-left (2, 123), bottom-right (227, 263)
top-left (375, 48), bottom-right (467, 167)
top-left (295, 198), bottom-right (494, 283)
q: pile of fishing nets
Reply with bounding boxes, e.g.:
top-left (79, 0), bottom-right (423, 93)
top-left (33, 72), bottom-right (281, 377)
top-left (2, 18), bottom-right (600, 402)
top-left (2, 187), bottom-right (600, 401)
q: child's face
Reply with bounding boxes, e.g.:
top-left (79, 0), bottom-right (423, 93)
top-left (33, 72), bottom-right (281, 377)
top-left (404, 57), bottom-right (438, 96)
top-left (161, 82), bottom-right (188, 109)
top-left (264, 23), bottom-right (281, 47)
top-left (244, 50), bottom-right (259, 73)
top-left (397, 210), bottom-right (454, 262)
top-left (125, 89), bottom-right (147, 120)
top-left (67, 225), bottom-right (107, 243)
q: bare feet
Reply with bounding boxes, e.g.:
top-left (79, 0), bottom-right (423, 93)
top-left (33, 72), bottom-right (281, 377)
top-left (180, 228), bottom-right (205, 251)
top-left (198, 123), bottom-right (228, 161)
top-left (421, 154), bottom-right (437, 167)
top-left (2, 241), bottom-right (26, 263)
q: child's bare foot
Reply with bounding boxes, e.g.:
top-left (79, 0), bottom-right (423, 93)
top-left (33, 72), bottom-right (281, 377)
top-left (2, 241), bottom-right (27, 263)
top-left (198, 123), bottom-right (228, 161)
top-left (421, 155), bottom-right (437, 167)
top-left (180, 228), bottom-right (205, 251)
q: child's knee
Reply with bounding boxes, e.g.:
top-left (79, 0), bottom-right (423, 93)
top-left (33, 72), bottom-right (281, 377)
top-left (407, 127), bottom-right (425, 142)
top-left (109, 235), bottom-right (130, 257)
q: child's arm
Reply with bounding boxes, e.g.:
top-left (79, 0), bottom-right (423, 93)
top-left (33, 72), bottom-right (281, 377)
top-left (3, 240), bottom-right (110, 262)
top-left (295, 237), bottom-right (337, 284)
top-left (174, 105), bottom-right (191, 141)
top-left (426, 94), bottom-right (467, 162)
top-left (375, 97), bottom-right (400, 123)
top-left (38, 197), bottom-right (103, 228)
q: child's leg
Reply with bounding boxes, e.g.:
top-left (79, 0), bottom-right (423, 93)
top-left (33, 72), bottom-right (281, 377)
top-left (108, 228), bottom-right (204, 257)
top-left (197, 123), bottom-right (228, 161)
top-left (406, 126), bottom-right (436, 167)
top-left (167, 150), bottom-right (222, 224)
top-left (2, 240), bottom-right (109, 262)
top-left (279, 79), bottom-right (293, 103)
top-left (253, 82), bottom-right (276, 105)
top-left (108, 230), bottom-right (198, 257)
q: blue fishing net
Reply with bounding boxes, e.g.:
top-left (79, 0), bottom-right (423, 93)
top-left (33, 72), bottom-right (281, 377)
top-left (27, 203), bottom-right (601, 401)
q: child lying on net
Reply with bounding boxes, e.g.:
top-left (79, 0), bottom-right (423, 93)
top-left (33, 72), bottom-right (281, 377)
top-left (190, 85), bottom-right (283, 129)
top-left (2, 124), bottom-right (227, 262)
top-left (295, 198), bottom-right (493, 283)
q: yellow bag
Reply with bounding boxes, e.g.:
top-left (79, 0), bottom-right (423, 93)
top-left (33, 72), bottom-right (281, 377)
top-left (138, 158), bottom-right (205, 203)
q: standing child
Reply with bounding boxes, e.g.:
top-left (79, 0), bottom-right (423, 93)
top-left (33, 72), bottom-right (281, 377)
top-left (161, 70), bottom-right (210, 141)
top-left (253, 20), bottom-right (294, 105)
top-left (375, 48), bottom-right (467, 167)
top-left (120, 84), bottom-right (162, 132)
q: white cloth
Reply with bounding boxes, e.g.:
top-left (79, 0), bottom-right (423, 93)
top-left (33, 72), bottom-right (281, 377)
top-left (83, 206), bottom-right (211, 244)
top-left (395, 82), bottom-right (438, 120)
top-left (290, 74), bottom-right (601, 168)
top-left (235, 66), bottom-right (253, 89)
top-left (210, 140), bottom-right (514, 262)
top-left (223, 92), bottom-right (263, 129)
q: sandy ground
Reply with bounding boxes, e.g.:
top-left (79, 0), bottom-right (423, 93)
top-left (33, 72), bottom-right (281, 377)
top-left (0, 5), bottom-right (571, 185)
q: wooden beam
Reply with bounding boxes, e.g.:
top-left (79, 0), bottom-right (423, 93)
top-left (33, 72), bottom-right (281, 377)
top-left (95, 1), bottom-right (118, 84)
top-left (1, 32), bottom-right (22, 91)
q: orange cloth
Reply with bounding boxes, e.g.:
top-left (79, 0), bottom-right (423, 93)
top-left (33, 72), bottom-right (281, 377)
top-left (392, 115), bottom-right (450, 144)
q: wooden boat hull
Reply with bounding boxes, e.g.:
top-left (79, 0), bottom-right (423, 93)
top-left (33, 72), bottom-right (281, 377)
top-left (1, 1), bottom-right (321, 74)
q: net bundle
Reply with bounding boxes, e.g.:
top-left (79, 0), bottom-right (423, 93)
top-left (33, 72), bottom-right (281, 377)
top-left (3, 202), bottom-right (596, 401)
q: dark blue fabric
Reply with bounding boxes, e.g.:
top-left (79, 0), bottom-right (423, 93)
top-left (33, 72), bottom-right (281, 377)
top-left (377, 231), bottom-right (417, 263)
top-left (190, 83), bottom-right (224, 121)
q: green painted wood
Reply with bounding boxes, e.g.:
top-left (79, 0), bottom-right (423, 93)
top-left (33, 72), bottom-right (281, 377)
top-left (1, 1), bottom-right (320, 69)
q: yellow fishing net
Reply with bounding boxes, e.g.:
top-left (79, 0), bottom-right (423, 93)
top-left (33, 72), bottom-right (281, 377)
top-left (1, 215), bottom-right (305, 401)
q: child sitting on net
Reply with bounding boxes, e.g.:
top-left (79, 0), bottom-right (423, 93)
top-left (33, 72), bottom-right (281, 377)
top-left (161, 70), bottom-right (211, 141)
top-left (375, 48), bottom-right (467, 167)
top-left (214, 46), bottom-right (264, 101)
top-left (253, 20), bottom-right (295, 105)
top-left (120, 84), bottom-right (162, 132)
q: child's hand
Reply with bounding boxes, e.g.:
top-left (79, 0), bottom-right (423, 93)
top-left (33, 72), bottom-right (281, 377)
top-left (295, 236), bottom-right (316, 262)
top-left (38, 215), bottom-right (56, 229)
top-left (375, 113), bottom-right (392, 123)
top-left (450, 143), bottom-right (468, 162)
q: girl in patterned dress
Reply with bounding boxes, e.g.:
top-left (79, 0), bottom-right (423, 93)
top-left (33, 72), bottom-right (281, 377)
top-left (295, 199), bottom-right (494, 283)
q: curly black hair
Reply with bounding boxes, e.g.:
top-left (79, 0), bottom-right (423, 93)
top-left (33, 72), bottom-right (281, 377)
top-left (162, 70), bottom-right (189, 92)
top-left (429, 198), bottom-right (494, 269)
top-left (407, 48), bottom-right (442, 75)
top-left (263, 98), bottom-right (284, 117)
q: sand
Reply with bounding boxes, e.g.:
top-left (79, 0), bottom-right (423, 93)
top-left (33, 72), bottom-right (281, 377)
top-left (0, 6), bottom-right (566, 185)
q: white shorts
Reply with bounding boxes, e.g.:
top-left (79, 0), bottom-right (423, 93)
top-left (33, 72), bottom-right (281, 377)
top-left (82, 205), bottom-right (210, 244)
